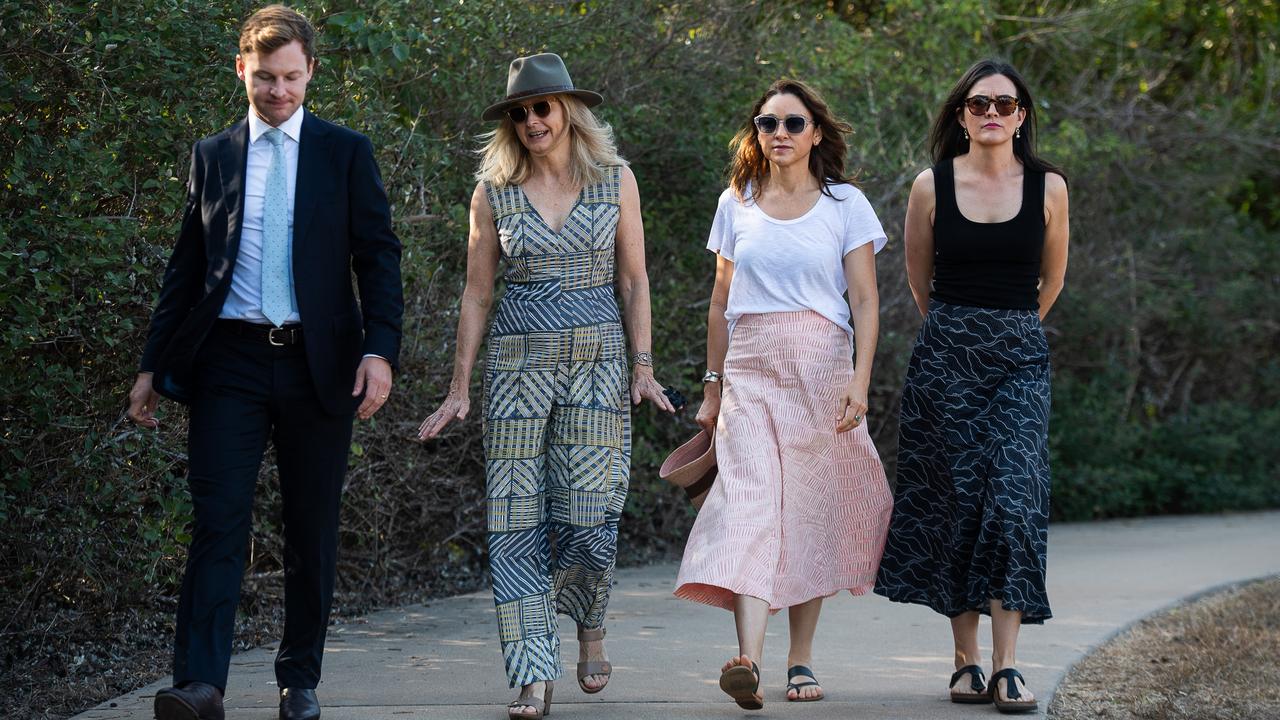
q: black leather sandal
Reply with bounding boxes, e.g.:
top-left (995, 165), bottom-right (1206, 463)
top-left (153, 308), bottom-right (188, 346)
top-left (949, 664), bottom-right (991, 704)
top-left (785, 664), bottom-right (824, 702)
top-left (719, 660), bottom-right (763, 710)
top-left (990, 668), bottom-right (1038, 714)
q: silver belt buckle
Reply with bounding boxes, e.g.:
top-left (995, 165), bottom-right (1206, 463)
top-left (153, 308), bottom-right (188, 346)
top-left (268, 327), bottom-right (288, 346)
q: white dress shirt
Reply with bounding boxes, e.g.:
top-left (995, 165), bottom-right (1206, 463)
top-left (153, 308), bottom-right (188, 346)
top-left (216, 107), bottom-right (385, 364)
top-left (219, 106), bottom-right (304, 324)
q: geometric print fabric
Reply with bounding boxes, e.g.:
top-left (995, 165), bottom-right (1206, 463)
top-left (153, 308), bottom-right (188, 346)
top-left (482, 166), bottom-right (630, 687)
top-left (873, 300), bottom-right (1053, 624)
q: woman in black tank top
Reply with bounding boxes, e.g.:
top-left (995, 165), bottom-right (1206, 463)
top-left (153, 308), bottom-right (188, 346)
top-left (874, 59), bottom-right (1070, 715)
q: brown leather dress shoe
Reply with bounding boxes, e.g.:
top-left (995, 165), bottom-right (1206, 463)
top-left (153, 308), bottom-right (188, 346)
top-left (154, 682), bottom-right (225, 720)
top-left (279, 687), bottom-right (321, 720)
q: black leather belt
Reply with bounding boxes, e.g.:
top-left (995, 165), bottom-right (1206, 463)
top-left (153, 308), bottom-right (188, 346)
top-left (217, 319), bottom-right (304, 346)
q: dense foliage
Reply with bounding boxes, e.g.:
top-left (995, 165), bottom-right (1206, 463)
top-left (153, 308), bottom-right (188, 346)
top-left (2, 0), bottom-right (1276, 715)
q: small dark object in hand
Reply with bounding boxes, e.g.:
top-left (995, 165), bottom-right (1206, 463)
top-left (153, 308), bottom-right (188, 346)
top-left (663, 387), bottom-right (688, 411)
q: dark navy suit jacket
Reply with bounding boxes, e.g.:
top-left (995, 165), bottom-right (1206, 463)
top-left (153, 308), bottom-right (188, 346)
top-left (139, 110), bottom-right (403, 416)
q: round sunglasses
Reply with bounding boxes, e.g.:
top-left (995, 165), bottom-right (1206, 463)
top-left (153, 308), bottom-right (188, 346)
top-left (507, 99), bottom-right (554, 124)
top-left (964, 94), bottom-right (1020, 116)
top-left (753, 114), bottom-right (814, 135)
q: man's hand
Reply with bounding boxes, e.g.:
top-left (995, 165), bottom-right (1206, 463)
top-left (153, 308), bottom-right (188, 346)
top-left (127, 372), bottom-right (161, 428)
top-left (352, 356), bottom-right (393, 420)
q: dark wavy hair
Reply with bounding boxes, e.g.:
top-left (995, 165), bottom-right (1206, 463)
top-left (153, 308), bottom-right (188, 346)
top-left (929, 59), bottom-right (1067, 183)
top-left (728, 78), bottom-right (857, 202)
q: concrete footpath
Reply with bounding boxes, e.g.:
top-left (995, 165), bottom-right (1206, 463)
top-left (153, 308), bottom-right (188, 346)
top-left (75, 512), bottom-right (1280, 719)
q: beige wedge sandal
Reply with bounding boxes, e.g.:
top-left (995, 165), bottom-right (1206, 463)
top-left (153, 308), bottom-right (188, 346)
top-left (576, 626), bottom-right (613, 694)
top-left (506, 681), bottom-right (552, 720)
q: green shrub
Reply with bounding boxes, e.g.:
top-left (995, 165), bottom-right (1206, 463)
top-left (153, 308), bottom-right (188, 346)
top-left (1, 1), bottom-right (1277, 714)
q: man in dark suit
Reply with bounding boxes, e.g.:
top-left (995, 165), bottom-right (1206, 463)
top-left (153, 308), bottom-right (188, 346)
top-left (126, 6), bottom-right (402, 719)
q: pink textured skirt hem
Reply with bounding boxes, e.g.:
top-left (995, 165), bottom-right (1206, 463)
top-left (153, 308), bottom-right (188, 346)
top-left (674, 311), bottom-right (893, 612)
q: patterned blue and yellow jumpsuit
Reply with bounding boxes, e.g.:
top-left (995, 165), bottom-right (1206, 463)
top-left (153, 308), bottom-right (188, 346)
top-left (482, 165), bottom-right (630, 687)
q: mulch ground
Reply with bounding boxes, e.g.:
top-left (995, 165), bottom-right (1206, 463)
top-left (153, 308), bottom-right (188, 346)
top-left (3, 574), bottom-right (485, 720)
top-left (4, 602), bottom-right (276, 720)
top-left (1048, 575), bottom-right (1280, 720)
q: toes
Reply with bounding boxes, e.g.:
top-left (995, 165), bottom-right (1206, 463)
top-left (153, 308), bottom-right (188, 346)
top-left (996, 679), bottom-right (1035, 703)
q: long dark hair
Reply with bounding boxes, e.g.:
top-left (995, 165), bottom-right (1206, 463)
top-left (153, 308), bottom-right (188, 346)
top-left (728, 78), bottom-right (857, 202)
top-left (929, 59), bottom-right (1067, 183)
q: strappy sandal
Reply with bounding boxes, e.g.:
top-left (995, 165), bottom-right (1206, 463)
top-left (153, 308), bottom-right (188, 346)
top-left (785, 664), bottom-right (824, 702)
top-left (949, 664), bottom-right (991, 704)
top-left (506, 681), bottom-right (553, 720)
top-left (576, 626), bottom-right (612, 694)
top-left (719, 660), bottom-right (763, 710)
top-left (990, 668), bottom-right (1038, 714)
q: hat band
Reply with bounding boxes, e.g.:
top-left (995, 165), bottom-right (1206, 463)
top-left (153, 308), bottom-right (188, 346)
top-left (506, 84), bottom-right (576, 101)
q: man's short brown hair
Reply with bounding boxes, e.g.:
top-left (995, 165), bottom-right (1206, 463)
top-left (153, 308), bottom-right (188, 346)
top-left (239, 5), bottom-right (316, 62)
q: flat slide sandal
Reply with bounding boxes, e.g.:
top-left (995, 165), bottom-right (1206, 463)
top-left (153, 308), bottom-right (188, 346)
top-left (785, 664), bottom-right (824, 702)
top-left (719, 661), bottom-right (763, 710)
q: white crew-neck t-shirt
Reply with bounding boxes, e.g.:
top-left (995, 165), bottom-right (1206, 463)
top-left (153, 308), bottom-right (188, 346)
top-left (707, 182), bottom-right (887, 339)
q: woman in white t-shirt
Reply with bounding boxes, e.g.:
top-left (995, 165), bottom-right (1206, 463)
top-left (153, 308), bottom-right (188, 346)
top-left (673, 78), bottom-right (893, 709)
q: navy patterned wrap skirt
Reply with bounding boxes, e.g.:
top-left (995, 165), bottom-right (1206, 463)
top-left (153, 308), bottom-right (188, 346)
top-left (874, 300), bottom-right (1052, 624)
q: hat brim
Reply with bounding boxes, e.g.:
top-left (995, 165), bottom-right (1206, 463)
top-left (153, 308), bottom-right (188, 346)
top-left (660, 430), bottom-right (717, 510)
top-left (481, 89), bottom-right (604, 121)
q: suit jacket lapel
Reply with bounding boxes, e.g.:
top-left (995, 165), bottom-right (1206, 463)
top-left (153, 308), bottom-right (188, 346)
top-left (293, 109), bottom-right (327, 266)
top-left (216, 119), bottom-right (249, 265)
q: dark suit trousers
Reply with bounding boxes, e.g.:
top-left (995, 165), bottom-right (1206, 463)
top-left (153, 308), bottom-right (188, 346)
top-left (174, 323), bottom-right (354, 691)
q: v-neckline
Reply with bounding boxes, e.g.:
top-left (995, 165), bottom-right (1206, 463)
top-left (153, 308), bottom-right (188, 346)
top-left (518, 183), bottom-right (586, 235)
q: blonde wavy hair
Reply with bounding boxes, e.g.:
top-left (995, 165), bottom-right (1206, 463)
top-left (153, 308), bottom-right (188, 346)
top-left (476, 95), bottom-right (627, 188)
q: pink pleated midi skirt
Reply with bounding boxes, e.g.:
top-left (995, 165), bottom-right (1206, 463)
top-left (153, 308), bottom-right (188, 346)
top-left (675, 311), bottom-right (893, 612)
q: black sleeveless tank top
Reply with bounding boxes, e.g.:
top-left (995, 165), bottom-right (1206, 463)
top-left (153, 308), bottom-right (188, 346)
top-left (930, 157), bottom-right (1045, 310)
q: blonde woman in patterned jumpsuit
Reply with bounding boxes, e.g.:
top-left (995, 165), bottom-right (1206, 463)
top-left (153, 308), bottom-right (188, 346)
top-left (418, 53), bottom-right (675, 719)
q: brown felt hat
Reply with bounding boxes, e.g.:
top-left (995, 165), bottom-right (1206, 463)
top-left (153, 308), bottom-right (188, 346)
top-left (481, 52), bottom-right (604, 121)
top-left (659, 430), bottom-right (717, 510)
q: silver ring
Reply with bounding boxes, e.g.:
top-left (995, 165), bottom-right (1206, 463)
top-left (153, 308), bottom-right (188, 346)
top-left (853, 415), bottom-right (862, 421)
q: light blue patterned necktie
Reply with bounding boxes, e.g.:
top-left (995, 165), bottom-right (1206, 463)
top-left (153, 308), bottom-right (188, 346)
top-left (260, 128), bottom-right (294, 327)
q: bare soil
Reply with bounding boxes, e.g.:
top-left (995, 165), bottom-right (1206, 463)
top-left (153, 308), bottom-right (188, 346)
top-left (1049, 576), bottom-right (1280, 720)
